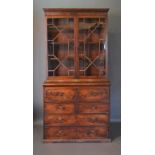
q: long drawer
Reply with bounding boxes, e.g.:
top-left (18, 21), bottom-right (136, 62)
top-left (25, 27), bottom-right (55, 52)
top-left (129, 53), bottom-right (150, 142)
top-left (44, 126), bottom-right (108, 140)
top-left (44, 102), bottom-right (108, 114)
top-left (44, 86), bottom-right (109, 103)
top-left (44, 114), bottom-right (109, 126)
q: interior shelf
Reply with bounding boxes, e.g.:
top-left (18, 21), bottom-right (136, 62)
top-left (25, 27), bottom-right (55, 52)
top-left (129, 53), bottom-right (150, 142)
top-left (47, 17), bottom-right (107, 77)
top-left (48, 40), bottom-right (74, 44)
top-left (48, 40), bottom-right (105, 45)
top-left (47, 22), bottom-right (105, 30)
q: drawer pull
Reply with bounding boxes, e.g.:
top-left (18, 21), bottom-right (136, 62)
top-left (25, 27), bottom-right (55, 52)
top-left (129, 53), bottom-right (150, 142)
top-left (56, 104), bottom-right (65, 110)
top-left (56, 130), bottom-right (64, 136)
top-left (57, 117), bottom-right (64, 123)
top-left (88, 117), bottom-right (97, 123)
top-left (91, 105), bottom-right (97, 110)
top-left (86, 129), bottom-right (96, 136)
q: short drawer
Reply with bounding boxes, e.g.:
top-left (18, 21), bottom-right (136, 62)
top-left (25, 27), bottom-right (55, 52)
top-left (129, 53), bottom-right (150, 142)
top-left (79, 103), bottom-right (109, 113)
top-left (77, 127), bottom-right (108, 139)
top-left (45, 103), bottom-right (74, 114)
top-left (79, 87), bottom-right (109, 102)
top-left (44, 127), bottom-right (77, 139)
top-left (44, 87), bottom-right (76, 103)
top-left (77, 114), bottom-right (108, 126)
top-left (44, 114), bottom-right (76, 126)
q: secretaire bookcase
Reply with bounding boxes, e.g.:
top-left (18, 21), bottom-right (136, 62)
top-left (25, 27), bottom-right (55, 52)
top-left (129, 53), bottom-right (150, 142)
top-left (43, 8), bottom-right (111, 142)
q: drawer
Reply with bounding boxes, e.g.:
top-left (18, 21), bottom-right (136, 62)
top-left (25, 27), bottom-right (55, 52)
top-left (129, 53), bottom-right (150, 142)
top-left (79, 87), bottom-right (109, 102)
top-left (79, 103), bottom-right (109, 113)
top-left (77, 114), bottom-right (108, 126)
top-left (45, 103), bottom-right (74, 114)
top-left (77, 127), bottom-right (108, 139)
top-left (44, 127), bottom-right (77, 139)
top-left (44, 87), bottom-right (76, 103)
top-left (44, 114), bottom-right (108, 126)
top-left (44, 114), bottom-right (76, 126)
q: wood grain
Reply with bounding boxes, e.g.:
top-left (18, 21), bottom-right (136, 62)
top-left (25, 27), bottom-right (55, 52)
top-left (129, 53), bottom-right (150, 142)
top-left (79, 103), bottom-right (109, 113)
top-left (43, 8), bottom-right (110, 142)
top-left (77, 114), bottom-right (109, 126)
top-left (44, 114), bottom-right (76, 126)
top-left (79, 87), bottom-right (109, 102)
top-left (44, 87), bottom-right (76, 103)
top-left (44, 126), bottom-right (108, 140)
top-left (45, 103), bottom-right (74, 114)
top-left (77, 127), bottom-right (108, 139)
top-left (44, 127), bottom-right (77, 139)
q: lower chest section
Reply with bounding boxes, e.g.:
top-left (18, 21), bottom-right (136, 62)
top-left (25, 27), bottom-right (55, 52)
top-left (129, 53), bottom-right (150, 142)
top-left (43, 85), bottom-right (110, 142)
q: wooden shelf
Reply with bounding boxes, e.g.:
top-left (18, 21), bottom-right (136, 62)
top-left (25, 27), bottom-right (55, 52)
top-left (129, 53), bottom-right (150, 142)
top-left (48, 22), bottom-right (104, 31)
top-left (48, 40), bottom-right (74, 44)
top-left (79, 22), bottom-right (104, 30)
top-left (48, 54), bottom-right (80, 60)
top-left (48, 24), bottom-right (73, 30)
top-left (48, 40), bottom-right (104, 45)
top-left (79, 40), bottom-right (105, 44)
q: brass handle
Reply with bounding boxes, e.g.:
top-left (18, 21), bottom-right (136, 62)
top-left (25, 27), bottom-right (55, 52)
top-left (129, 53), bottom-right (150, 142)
top-left (91, 105), bottom-right (97, 110)
top-left (57, 104), bottom-right (65, 110)
top-left (56, 130), bottom-right (64, 136)
top-left (90, 130), bottom-right (95, 134)
top-left (88, 117), bottom-right (97, 123)
top-left (86, 129), bottom-right (96, 136)
top-left (57, 117), bottom-right (64, 123)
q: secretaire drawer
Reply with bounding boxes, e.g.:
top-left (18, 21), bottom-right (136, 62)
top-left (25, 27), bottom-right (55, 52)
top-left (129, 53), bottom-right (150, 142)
top-left (77, 114), bottom-right (109, 126)
top-left (79, 87), bottom-right (109, 102)
top-left (77, 127), bottom-right (108, 139)
top-left (44, 114), bottom-right (76, 126)
top-left (44, 127), bottom-right (77, 139)
top-left (44, 103), bottom-right (74, 114)
top-left (44, 87), bottom-right (76, 103)
top-left (79, 103), bottom-right (109, 113)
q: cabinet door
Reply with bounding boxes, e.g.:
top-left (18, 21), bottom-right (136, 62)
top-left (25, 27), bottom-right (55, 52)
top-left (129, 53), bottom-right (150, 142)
top-left (77, 17), bottom-right (108, 77)
top-left (47, 18), bottom-right (75, 76)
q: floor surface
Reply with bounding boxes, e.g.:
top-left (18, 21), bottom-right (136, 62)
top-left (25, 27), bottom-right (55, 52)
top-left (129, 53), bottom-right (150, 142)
top-left (34, 123), bottom-right (121, 155)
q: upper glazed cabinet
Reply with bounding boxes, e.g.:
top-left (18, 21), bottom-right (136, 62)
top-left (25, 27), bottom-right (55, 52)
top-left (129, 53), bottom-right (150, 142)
top-left (44, 9), bottom-right (109, 78)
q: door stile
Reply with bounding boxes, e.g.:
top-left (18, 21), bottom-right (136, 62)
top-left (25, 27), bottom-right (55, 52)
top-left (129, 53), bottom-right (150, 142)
top-left (74, 17), bottom-right (79, 78)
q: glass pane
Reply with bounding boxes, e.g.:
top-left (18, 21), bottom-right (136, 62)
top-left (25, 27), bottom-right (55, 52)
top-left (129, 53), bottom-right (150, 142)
top-left (47, 18), bottom-right (74, 76)
top-left (78, 18), bottom-right (107, 77)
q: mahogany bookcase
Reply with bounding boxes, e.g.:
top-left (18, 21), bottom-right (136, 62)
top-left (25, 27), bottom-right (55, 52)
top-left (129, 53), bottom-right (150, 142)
top-left (43, 8), bottom-right (110, 142)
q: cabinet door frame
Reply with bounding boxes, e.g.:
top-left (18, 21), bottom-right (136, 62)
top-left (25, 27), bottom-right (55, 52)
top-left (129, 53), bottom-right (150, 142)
top-left (75, 15), bottom-right (108, 78)
top-left (45, 13), bottom-right (108, 78)
top-left (46, 16), bottom-right (76, 77)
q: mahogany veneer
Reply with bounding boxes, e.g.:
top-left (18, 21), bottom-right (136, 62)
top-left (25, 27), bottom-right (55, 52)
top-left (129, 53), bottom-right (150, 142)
top-left (43, 8), bottom-right (110, 142)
